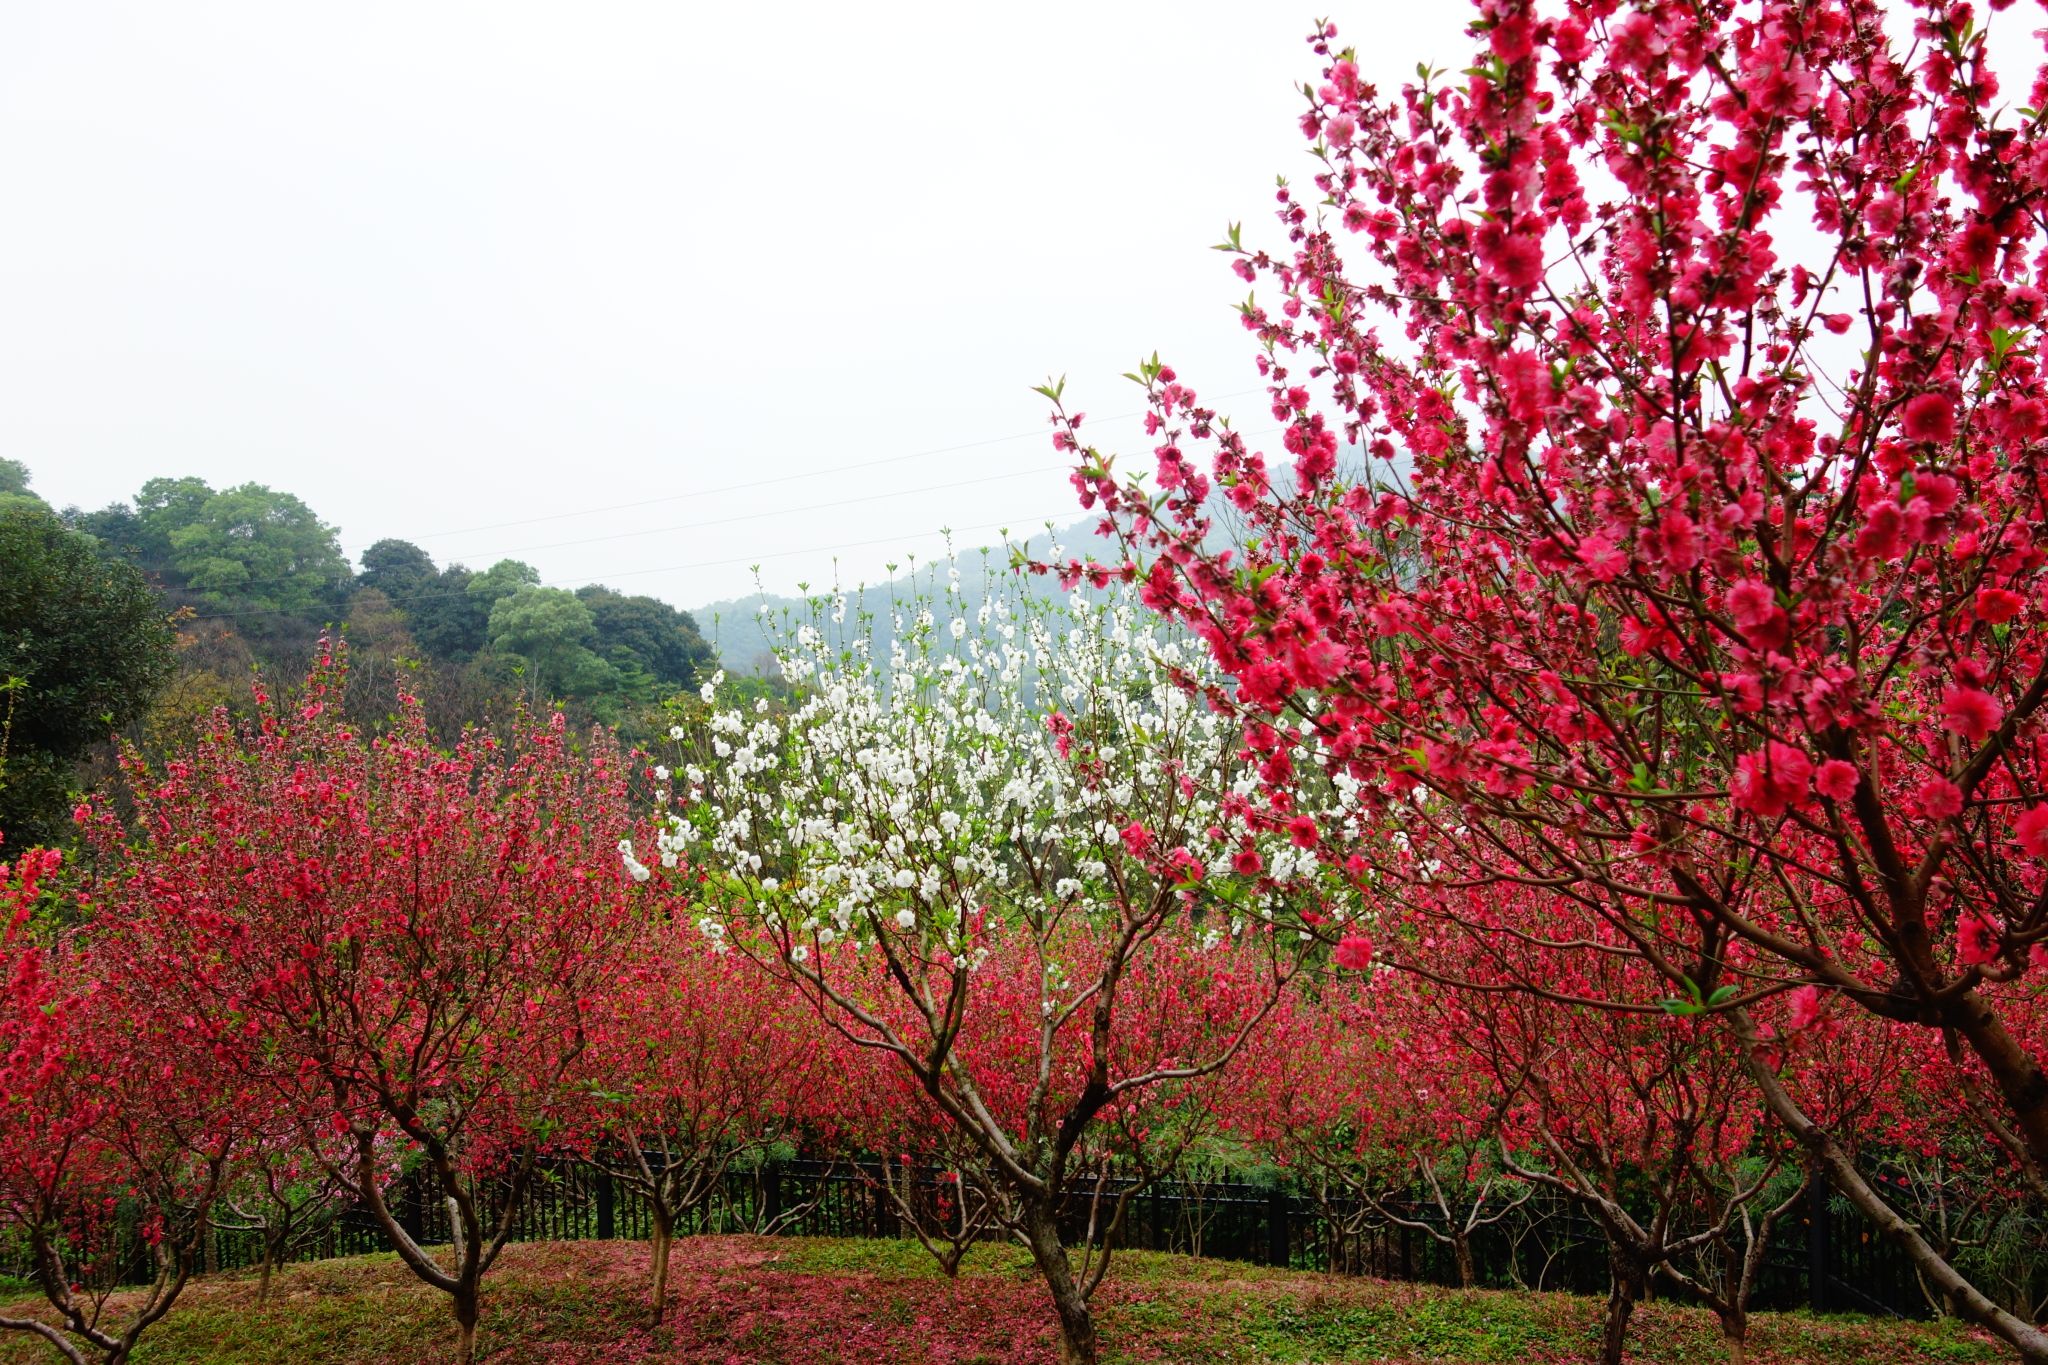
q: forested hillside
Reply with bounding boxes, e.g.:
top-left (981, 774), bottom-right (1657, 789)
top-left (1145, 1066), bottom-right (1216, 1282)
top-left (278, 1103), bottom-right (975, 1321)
top-left (0, 459), bottom-right (714, 843)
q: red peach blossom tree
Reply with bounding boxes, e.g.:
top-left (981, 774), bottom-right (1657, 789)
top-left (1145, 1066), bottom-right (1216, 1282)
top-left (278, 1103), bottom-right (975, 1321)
top-left (574, 922), bottom-right (839, 1326)
top-left (0, 849), bottom-right (246, 1365)
top-left (1054, 0), bottom-right (2048, 1355)
top-left (82, 654), bottom-right (639, 1365)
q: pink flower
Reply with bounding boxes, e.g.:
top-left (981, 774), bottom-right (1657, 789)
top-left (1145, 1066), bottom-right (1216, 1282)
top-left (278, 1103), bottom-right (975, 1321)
top-left (1976, 587), bottom-right (2025, 623)
top-left (1939, 686), bottom-right (2004, 742)
top-left (1333, 933), bottom-right (1375, 971)
top-left (1916, 472), bottom-right (1960, 515)
top-left (1957, 913), bottom-right (2002, 967)
top-left (1815, 760), bottom-right (1859, 801)
top-left (1287, 638), bottom-right (1346, 688)
top-left (1480, 226), bottom-right (1545, 291)
top-left (1620, 615), bottom-right (1679, 658)
top-left (1726, 579), bottom-right (1789, 649)
top-left (1287, 815), bottom-right (1319, 848)
top-left (2014, 806), bottom-right (2048, 859)
top-left (1119, 822), bottom-right (1153, 858)
top-left (1231, 847), bottom-right (1263, 877)
top-left (1855, 501), bottom-right (1905, 562)
top-left (1901, 393), bottom-right (1956, 445)
top-left (1729, 742), bottom-right (1813, 819)
top-left (1496, 349), bottom-right (1549, 425)
top-left (1785, 985), bottom-right (1822, 1032)
top-left (1919, 777), bottom-right (1964, 820)
top-left (1658, 509), bottom-right (1700, 572)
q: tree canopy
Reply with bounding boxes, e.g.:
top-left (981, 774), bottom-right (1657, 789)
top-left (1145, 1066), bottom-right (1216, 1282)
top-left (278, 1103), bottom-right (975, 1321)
top-left (0, 504), bottom-right (173, 846)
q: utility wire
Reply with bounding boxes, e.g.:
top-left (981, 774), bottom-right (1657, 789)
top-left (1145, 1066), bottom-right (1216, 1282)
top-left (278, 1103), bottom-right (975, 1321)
top-left (189, 511), bottom-right (1090, 623)
top-left (341, 385), bottom-right (1264, 552)
top-left (480, 462), bottom-right (1070, 558)
top-left (178, 416), bottom-right (1286, 602)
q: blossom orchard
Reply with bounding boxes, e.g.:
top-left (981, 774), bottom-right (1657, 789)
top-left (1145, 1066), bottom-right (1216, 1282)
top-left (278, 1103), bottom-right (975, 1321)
top-left (83, 661), bottom-right (642, 1365)
top-left (638, 573), bottom-right (1362, 1365)
top-left (1227, 974), bottom-right (1528, 1293)
top-left (572, 923), bottom-right (847, 1325)
top-left (0, 848), bottom-right (246, 1365)
top-left (1053, 0), bottom-right (2048, 1356)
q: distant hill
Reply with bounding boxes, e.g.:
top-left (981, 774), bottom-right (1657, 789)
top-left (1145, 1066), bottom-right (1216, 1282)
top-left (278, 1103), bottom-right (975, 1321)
top-left (687, 512), bottom-right (1128, 674)
top-left (689, 447), bottom-right (1393, 674)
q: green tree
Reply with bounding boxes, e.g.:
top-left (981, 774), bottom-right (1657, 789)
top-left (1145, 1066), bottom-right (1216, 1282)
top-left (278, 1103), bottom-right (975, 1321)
top-left (62, 501), bottom-right (147, 564)
top-left (0, 504), bottom-right (174, 846)
top-left (0, 460), bottom-right (47, 521)
top-left (165, 483), bottom-right (349, 616)
top-left (466, 558), bottom-right (540, 608)
top-left (357, 539), bottom-right (439, 605)
top-left (486, 586), bottom-right (616, 700)
top-left (577, 586), bottom-right (714, 691)
top-left (408, 564), bottom-right (490, 663)
top-left (131, 475), bottom-right (217, 572)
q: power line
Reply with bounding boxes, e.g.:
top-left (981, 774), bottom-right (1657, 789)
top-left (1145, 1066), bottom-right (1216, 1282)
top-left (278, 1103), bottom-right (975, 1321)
top-left (173, 415), bottom-right (1287, 602)
top-left (483, 462), bottom-right (1071, 558)
top-left (340, 386), bottom-right (1264, 553)
top-left (189, 511), bottom-right (1089, 623)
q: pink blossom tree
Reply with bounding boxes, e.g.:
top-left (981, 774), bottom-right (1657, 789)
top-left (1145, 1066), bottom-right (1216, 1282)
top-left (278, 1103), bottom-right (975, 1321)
top-left (1052, 0), bottom-right (2048, 1355)
top-left (84, 655), bottom-right (639, 1364)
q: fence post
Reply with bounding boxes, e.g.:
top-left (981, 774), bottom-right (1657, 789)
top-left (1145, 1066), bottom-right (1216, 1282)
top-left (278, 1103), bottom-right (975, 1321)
top-left (400, 1172), bottom-right (425, 1247)
top-left (596, 1165), bottom-right (615, 1241)
top-left (1267, 1187), bottom-right (1289, 1267)
top-left (1808, 1166), bottom-right (1831, 1314)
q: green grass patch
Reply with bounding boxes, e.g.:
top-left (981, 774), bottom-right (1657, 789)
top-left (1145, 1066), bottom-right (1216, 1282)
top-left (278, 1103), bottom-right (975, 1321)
top-left (0, 1236), bottom-right (2009, 1365)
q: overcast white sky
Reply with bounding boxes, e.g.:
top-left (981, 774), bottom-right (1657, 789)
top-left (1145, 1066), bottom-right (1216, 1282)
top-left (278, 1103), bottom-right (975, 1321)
top-left (2, 3), bottom-right (1470, 609)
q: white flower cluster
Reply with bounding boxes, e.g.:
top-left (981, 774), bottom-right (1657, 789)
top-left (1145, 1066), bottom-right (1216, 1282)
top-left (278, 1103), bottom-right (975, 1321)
top-left (636, 568), bottom-right (1364, 967)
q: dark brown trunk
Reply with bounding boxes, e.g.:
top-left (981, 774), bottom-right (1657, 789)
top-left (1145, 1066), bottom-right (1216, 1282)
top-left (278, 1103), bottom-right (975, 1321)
top-left (1020, 1200), bottom-right (1098, 1365)
top-left (1602, 1247), bottom-right (1642, 1365)
top-left (1737, 1013), bottom-right (2048, 1362)
top-left (648, 1205), bottom-right (674, 1327)
top-left (1453, 1232), bottom-right (1477, 1290)
top-left (257, 1253), bottom-right (274, 1307)
top-left (453, 1281), bottom-right (479, 1365)
top-left (1721, 1317), bottom-right (1748, 1365)
top-left (1949, 989), bottom-right (2048, 1175)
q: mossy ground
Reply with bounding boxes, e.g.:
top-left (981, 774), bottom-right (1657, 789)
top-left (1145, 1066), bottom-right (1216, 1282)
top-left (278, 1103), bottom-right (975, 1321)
top-left (0, 1235), bottom-right (2006, 1363)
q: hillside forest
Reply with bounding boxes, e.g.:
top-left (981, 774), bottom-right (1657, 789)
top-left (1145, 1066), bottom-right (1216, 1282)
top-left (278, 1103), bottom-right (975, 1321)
top-left (0, 457), bottom-right (716, 845)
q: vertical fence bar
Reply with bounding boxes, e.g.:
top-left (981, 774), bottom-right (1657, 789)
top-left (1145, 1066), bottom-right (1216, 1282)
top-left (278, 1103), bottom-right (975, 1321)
top-left (1808, 1168), bottom-right (1831, 1314)
top-left (1267, 1187), bottom-right (1289, 1267)
top-left (401, 1173), bottom-right (424, 1246)
top-left (596, 1167), bottom-right (615, 1241)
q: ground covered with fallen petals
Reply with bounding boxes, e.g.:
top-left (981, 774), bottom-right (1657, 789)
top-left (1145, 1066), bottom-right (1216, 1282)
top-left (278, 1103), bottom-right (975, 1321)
top-left (0, 1236), bottom-right (2006, 1363)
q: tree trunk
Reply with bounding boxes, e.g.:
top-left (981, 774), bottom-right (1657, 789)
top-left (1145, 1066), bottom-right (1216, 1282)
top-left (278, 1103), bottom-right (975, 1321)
top-left (1452, 1231), bottom-right (1477, 1290)
top-left (1020, 1200), bottom-right (1098, 1365)
top-left (648, 1204), bottom-right (675, 1328)
top-left (1721, 1314), bottom-right (1748, 1365)
top-left (257, 1253), bottom-right (274, 1307)
top-left (1736, 1014), bottom-right (2048, 1362)
top-left (453, 1280), bottom-right (479, 1365)
top-left (1602, 1247), bottom-right (1643, 1365)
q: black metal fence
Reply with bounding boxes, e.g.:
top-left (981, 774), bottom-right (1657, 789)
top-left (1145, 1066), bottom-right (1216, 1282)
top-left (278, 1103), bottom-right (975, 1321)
top-left (165, 1156), bottom-right (1934, 1320)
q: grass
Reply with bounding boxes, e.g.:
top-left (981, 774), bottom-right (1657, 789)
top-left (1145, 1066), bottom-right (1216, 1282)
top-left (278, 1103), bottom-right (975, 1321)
top-left (0, 1235), bottom-right (2009, 1364)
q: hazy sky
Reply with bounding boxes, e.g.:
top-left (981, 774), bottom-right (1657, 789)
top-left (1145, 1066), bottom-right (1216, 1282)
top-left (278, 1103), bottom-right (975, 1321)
top-left (2, 3), bottom-right (1469, 609)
